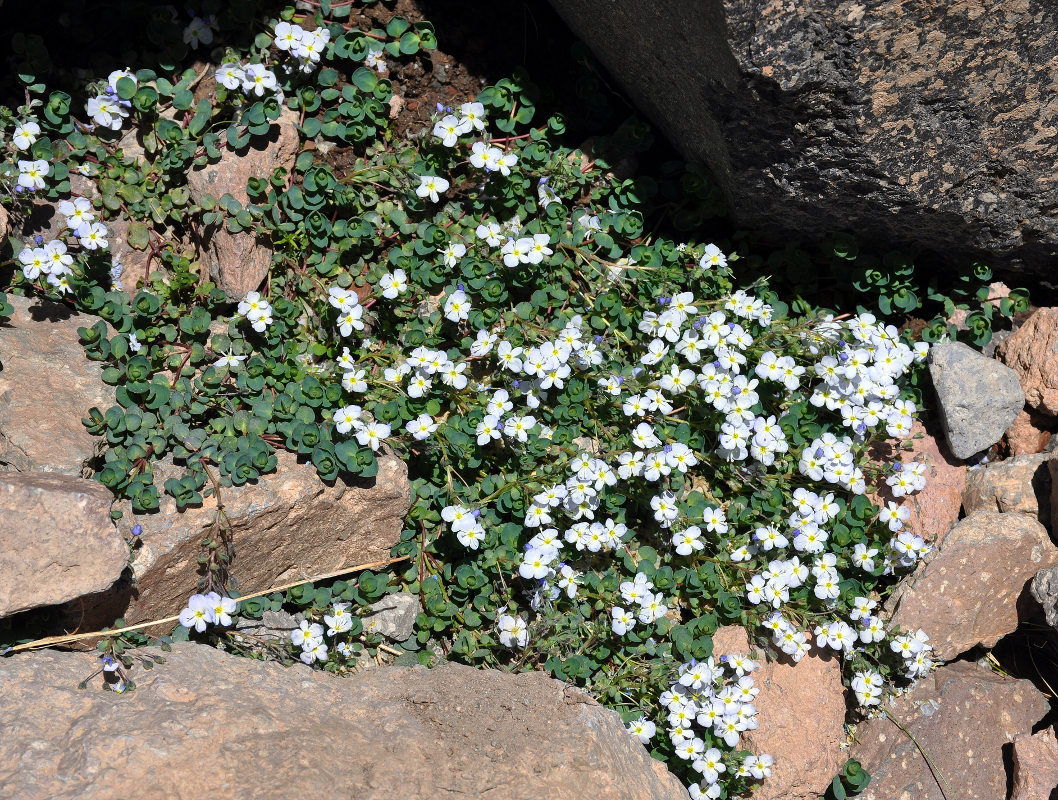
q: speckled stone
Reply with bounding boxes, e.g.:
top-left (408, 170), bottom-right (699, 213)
top-left (0, 644), bottom-right (690, 800)
top-left (886, 510), bottom-right (1058, 660)
top-left (550, 0), bottom-right (1058, 273)
top-left (929, 341), bottom-right (1024, 459)
top-left (851, 661), bottom-right (1049, 800)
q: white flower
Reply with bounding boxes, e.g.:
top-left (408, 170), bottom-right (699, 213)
top-left (497, 612), bottom-right (528, 647)
top-left (365, 47), bottom-right (387, 72)
top-left (242, 64), bottom-right (278, 97)
top-left (378, 268), bottom-right (408, 299)
top-left (354, 420), bottom-right (391, 451)
top-left (76, 221), bottom-right (109, 250)
top-left (184, 16), bottom-right (216, 49)
top-left (86, 95), bottom-right (128, 130)
top-left (699, 243), bottom-right (727, 269)
top-left (274, 21), bottom-right (304, 51)
top-left (442, 241), bottom-right (467, 267)
top-left (332, 404), bottom-right (363, 434)
top-left (178, 593), bottom-right (216, 632)
top-left (215, 63), bottom-right (245, 90)
top-left (458, 101), bottom-right (486, 131)
top-left (416, 174), bottom-right (450, 203)
top-left (405, 413), bottom-right (439, 440)
top-left (214, 350), bottom-right (247, 369)
top-left (291, 620), bottom-right (325, 649)
top-left (444, 289), bottom-right (471, 322)
top-left (433, 114), bottom-right (463, 147)
top-left (17, 159), bottom-right (49, 190)
top-left (12, 120), bottom-right (40, 150)
top-left (205, 592), bottom-right (237, 627)
top-left (627, 717), bottom-right (656, 744)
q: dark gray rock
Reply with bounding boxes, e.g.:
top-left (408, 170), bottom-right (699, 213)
top-left (929, 342), bottom-right (1024, 459)
top-left (1031, 565), bottom-right (1058, 629)
top-left (549, 0), bottom-right (1058, 273)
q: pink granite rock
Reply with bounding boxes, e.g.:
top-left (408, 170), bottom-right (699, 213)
top-left (887, 510), bottom-right (1058, 660)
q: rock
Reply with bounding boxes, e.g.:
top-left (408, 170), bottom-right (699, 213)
top-left (0, 203), bottom-right (8, 239)
top-left (962, 453), bottom-right (1049, 526)
top-left (929, 341), bottom-right (1024, 459)
top-left (867, 420), bottom-right (965, 544)
top-left (0, 643), bottom-right (690, 800)
top-left (1012, 726), bottom-right (1058, 800)
top-left (362, 591), bottom-right (419, 642)
top-left (851, 661), bottom-right (1049, 800)
top-left (999, 308), bottom-right (1058, 417)
top-left (887, 510), bottom-right (1058, 660)
top-left (0, 473), bottom-right (126, 618)
top-left (712, 625), bottom-right (845, 800)
top-left (1031, 566), bottom-right (1058, 629)
top-left (233, 608), bottom-right (302, 641)
top-left (550, 0), bottom-right (1058, 275)
top-left (97, 449), bottom-right (410, 624)
top-left (1006, 409), bottom-right (1054, 455)
top-left (188, 109), bottom-right (300, 299)
top-left (0, 295), bottom-right (115, 476)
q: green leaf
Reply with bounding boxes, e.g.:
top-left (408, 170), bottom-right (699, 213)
top-left (127, 221), bottom-right (150, 251)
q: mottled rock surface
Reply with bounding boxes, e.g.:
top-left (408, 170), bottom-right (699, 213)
top-left (0, 203), bottom-right (8, 239)
top-left (362, 591), bottom-right (419, 642)
top-left (887, 510), bottom-right (1058, 660)
top-left (851, 661), bottom-right (1049, 800)
top-left (0, 644), bottom-right (689, 800)
top-left (867, 420), bottom-right (965, 544)
top-left (550, 0), bottom-right (1058, 273)
top-left (1031, 565), bottom-right (1058, 629)
top-left (0, 294), bottom-right (114, 476)
top-left (999, 307), bottom-right (1058, 417)
top-left (0, 473), bottom-right (126, 618)
top-left (1012, 726), bottom-right (1058, 800)
top-left (188, 109), bottom-right (300, 298)
top-left (712, 625), bottom-right (845, 800)
top-left (101, 449), bottom-right (410, 623)
top-left (962, 452), bottom-right (1049, 525)
top-left (1006, 408), bottom-right (1054, 455)
top-left (929, 341), bottom-right (1024, 459)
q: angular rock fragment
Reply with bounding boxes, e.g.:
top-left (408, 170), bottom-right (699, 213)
top-left (929, 341), bottom-right (1024, 459)
top-left (100, 449), bottom-right (410, 624)
top-left (0, 472), bottom-right (126, 618)
top-left (852, 661), bottom-right (1049, 800)
top-left (887, 510), bottom-right (1058, 660)
top-left (187, 108), bottom-right (300, 298)
top-left (961, 452), bottom-right (1049, 526)
top-left (0, 295), bottom-right (114, 476)
top-left (998, 307), bottom-right (1058, 417)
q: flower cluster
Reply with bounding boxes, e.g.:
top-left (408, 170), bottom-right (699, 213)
top-left (638, 650), bottom-right (773, 798)
top-left (238, 291), bottom-right (274, 333)
top-left (289, 601), bottom-right (360, 664)
top-left (273, 21), bottom-right (331, 73)
top-left (85, 70), bottom-right (136, 131)
top-left (178, 592), bottom-right (238, 632)
top-left (215, 62), bottom-right (280, 99)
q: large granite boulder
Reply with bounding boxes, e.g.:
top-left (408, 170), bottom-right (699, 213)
top-left (550, 0), bottom-right (1058, 273)
top-left (851, 661), bottom-right (1050, 800)
top-left (887, 510), bottom-right (1058, 660)
top-left (0, 294), bottom-right (114, 476)
top-left (0, 472), bottom-right (126, 618)
top-left (0, 644), bottom-right (690, 800)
